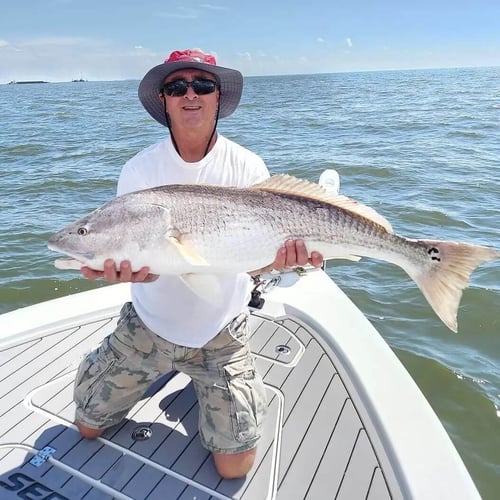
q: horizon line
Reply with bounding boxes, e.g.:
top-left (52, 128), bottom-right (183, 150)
top-left (2, 64), bottom-right (498, 85)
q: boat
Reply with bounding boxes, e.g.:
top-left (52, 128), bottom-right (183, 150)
top-left (0, 267), bottom-right (480, 499)
top-left (72, 73), bottom-right (87, 82)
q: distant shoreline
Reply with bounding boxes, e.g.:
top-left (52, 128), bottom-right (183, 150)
top-left (8, 80), bottom-right (49, 85)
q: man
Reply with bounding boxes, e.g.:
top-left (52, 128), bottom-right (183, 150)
top-left (74, 49), bottom-right (323, 479)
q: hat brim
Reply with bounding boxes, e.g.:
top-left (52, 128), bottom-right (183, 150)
top-left (138, 61), bottom-right (243, 126)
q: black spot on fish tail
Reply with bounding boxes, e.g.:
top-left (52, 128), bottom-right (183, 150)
top-left (427, 246), bottom-right (441, 262)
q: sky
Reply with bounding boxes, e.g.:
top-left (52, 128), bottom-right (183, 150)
top-left (1, 0), bottom-right (499, 83)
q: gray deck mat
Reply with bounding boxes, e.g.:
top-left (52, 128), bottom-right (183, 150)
top-left (0, 309), bottom-right (395, 499)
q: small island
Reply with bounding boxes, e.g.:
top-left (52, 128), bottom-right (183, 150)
top-left (8, 80), bottom-right (49, 84)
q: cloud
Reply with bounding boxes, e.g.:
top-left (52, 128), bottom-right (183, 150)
top-left (239, 52), bottom-right (252, 62)
top-left (200, 3), bottom-right (228, 10)
top-left (317, 37), bottom-right (325, 43)
top-left (159, 3), bottom-right (227, 20)
top-left (159, 6), bottom-right (198, 19)
top-left (16, 36), bottom-right (90, 48)
top-left (0, 40), bottom-right (9, 48)
top-left (345, 37), bottom-right (353, 48)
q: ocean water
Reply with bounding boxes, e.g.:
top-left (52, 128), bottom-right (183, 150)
top-left (1, 67), bottom-right (499, 498)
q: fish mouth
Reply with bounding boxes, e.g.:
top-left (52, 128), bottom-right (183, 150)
top-left (54, 257), bottom-right (85, 270)
top-left (47, 242), bottom-right (95, 261)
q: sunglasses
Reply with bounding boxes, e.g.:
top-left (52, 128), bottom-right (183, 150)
top-left (162, 78), bottom-right (219, 97)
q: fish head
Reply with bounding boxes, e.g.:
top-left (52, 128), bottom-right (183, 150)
top-left (48, 211), bottom-right (107, 268)
top-left (48, 196), bottom-right (174, 271)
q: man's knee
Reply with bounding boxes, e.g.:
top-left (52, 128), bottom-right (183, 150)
top-left (76, 421), bottom-right (104, 440)
top-left (213, 448), bottom-right (257, 479)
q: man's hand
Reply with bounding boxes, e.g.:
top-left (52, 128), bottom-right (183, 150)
top-left (81, 259), bottom-right (159, 283)
top-left (250, 239), bottom-right (323, 275)
top-left (273, 239), bottom-right (323, 269)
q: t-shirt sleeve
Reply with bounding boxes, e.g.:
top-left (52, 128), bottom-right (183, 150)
top-left (242, 152), bottom-right (270, 187)
top-left (116, 160), bottom-right (149, 196)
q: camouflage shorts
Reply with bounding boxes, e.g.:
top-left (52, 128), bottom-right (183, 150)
top-left (74, 302), bottom-right (267, 454)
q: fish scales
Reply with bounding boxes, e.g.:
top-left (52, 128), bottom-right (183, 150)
top-left (165, 186), bottom-right (378, 269)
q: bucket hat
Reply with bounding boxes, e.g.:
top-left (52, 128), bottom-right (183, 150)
top-left (138, 49), bottom-right (243, 126)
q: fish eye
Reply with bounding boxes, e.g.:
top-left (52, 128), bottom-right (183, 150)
top-left (77, 227), bottom-right (88, 236)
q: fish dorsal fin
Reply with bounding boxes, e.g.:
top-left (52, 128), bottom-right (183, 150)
top-left (251, 175), bottom-right (393, 232)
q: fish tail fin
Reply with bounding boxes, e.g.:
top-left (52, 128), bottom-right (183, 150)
top-left (408, 240), bottom-right (499, 332)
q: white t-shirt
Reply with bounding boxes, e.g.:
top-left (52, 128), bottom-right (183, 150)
top-left (117, 134), bottom-right (269, 347)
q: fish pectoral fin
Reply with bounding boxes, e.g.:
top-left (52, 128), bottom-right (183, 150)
top-left (180, 273), bottom-right (223, 305)
top-left (167, 237), bottom-right (209, 266)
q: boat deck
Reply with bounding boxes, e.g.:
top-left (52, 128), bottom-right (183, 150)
top-left (0, 306), bottom-right (394, 499)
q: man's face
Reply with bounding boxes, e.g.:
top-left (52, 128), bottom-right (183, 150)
top-left (161, 69), bottom-right (219, 130)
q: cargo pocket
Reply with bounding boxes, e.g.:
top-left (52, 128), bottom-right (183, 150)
top-left (222, 357), bottom-right (267, 443)
top-left (73, 335), bottom-right (126, 411)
